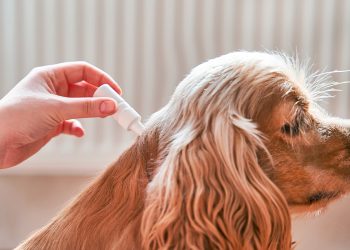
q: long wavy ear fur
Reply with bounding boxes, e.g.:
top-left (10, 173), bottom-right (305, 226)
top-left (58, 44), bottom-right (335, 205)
top-left (16, 128), bottom-right (160, 250)
top-left (141, 113), bottom-right (292, 249)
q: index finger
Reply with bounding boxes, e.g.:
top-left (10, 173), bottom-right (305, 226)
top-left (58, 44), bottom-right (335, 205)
top-left (46, 61), bottom-right (122, 94)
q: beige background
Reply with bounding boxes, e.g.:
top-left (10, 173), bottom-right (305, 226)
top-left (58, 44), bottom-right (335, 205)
top-left (1, 0), bottom-right (350, 249)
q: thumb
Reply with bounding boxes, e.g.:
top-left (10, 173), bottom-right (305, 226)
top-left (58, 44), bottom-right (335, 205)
top-left (59, 97), bottom-right (117, 120)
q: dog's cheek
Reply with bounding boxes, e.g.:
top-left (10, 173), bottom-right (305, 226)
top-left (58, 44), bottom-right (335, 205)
top-left (256, 146), bottom-right (308, 204)
top-left (256, 149), bottom-right (274, 177)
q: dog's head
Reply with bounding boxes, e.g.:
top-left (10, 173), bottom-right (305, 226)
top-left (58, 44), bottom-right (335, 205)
top-left (136, 52), bottom-right (350, 249)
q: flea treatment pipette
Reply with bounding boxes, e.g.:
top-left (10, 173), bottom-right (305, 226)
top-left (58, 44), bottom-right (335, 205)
top-left (94, 84), bottom-right (145, 135)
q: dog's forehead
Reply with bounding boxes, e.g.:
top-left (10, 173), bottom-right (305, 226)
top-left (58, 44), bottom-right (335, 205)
top-left (173, 51), bottom-right (313, 116)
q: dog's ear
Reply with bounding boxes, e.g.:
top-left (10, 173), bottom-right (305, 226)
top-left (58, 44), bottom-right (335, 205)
top-left (141, 113), bottom-right (292, 249)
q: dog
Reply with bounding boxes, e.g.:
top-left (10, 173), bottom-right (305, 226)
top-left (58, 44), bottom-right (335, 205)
top-left (17, 51), bottom-right (350, 249)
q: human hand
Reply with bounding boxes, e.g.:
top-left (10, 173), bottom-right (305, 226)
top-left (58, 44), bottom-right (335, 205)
top-left (0, 62), bottom-right (122, 169)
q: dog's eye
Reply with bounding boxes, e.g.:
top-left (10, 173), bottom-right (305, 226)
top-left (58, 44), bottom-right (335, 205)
top-left (307, 192), bottom-right (339, 204)
top-left (281, 123), bottom-right (299, 136)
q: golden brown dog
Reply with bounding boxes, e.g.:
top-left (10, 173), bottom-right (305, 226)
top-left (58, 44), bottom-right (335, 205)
top-left (17, 51), bottom-right (350, 249)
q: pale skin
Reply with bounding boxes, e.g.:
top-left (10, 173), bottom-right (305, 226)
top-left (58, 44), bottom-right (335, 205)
top-left (0, 62), bottom-right (122, 169)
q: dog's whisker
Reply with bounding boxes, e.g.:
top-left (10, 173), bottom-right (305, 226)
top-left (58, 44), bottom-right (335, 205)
top-left (312, 96), bottom-right (335, 102)
top-left (310, 69), bottom-right (350, 78)
top-left (311, 90), bottom-right (339, 96)
top-left (307, 78), bottom-right (350, 101)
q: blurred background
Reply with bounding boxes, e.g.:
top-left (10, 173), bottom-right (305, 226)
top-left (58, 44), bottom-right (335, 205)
top-left (1, 0), bottom-right (350, 249)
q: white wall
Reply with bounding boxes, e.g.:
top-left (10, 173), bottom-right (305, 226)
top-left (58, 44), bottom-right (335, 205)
top-left (1, 0), bottom-right (350, 249)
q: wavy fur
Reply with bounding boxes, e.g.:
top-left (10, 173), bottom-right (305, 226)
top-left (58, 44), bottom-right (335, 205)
top-left (19, 51), bottom-right (350, 249)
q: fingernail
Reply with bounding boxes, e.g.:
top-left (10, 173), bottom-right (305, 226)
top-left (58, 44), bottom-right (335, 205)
top-left (100, 101), bottom-right (116, 114)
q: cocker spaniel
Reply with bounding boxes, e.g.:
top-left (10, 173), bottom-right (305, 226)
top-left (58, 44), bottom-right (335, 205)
top-left (17, 51), bottom-right (350, 250)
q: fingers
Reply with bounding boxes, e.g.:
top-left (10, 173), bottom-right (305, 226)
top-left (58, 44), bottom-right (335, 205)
top-left (52, 119), bottom-right (85, 137)
top-left (58, 96), bottom-right (117, 120)
top-left (39, 61), bottom-right (122, 96)
top-left (68, 81), bottom-right (98, 98)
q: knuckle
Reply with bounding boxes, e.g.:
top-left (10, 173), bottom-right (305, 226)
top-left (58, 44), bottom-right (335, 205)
top-left (29, 66), bottom-right (56, 84)
top-left (77, 61), bottom-right (90, 68)
top-left (84, 100), bottom-right (96, 115)
top-left (29, 66), bottom-right (42, 75)
top-left (49, 98), bottom-right (66, 121)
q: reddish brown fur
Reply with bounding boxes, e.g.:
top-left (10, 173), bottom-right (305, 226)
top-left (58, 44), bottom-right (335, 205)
top-left (16, 52), bottom-right (350, 249)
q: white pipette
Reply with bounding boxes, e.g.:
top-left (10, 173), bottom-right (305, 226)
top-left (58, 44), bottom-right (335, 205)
top-left (94, 84), bottom-right (145, 135)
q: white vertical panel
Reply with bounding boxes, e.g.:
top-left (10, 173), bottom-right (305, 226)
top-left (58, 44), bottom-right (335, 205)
top-left (222, 0), bottom-right (235, 53)
top-left (260, 0), bottom-right (277, 48)
top-left (42, 0), bottom-right (58, 64)
top-left (319, 0), bottom-right (335, 69)
top-left (142, 0), bottom-right (157, 116)
top-left (1, 0), bottom-right (17, 93)
top-left (280, 0), bottom-right (296, 51)
top-left (82, 0), bottom-right (97, 62)
top-left (0, 0), bottom-right (5, 94)
top-left (300, 0), bottom-right (316, 59)
top-left (162, 0), bottom-right (178, 104)
top-left (340, 0), bottom-right (350, 77)
top-left (318, 0), bottom-right (336, 115)
top-left (62, 0), bottom-right (77, 61)
top-left (202, 0), bottom-right (217, 58)
top-left (122, 0), bottom-right (137, 102)
top-left (336, 0), bottom-right (350, 118)
top-left (22, 0), bottom-right (37, 71)
top-left (240, 0), bottom-right (255, 51)
top-left (182, 0), bottom-right (198, 69)
top-left (103, 0), bottom-right (117, 78)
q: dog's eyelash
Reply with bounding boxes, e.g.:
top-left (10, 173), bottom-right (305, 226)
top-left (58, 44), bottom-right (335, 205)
top-left (307, 192), bottom-right (339, 204)
top-left (281, 123), bottom-right (300, 136)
